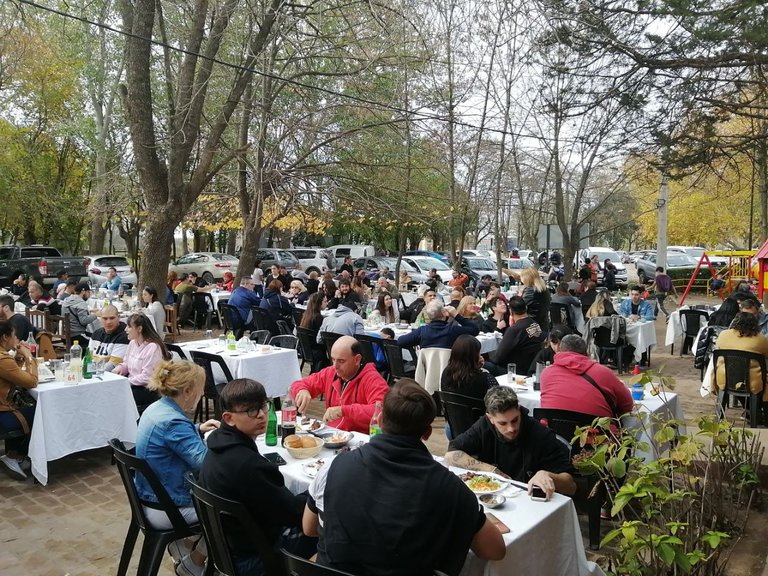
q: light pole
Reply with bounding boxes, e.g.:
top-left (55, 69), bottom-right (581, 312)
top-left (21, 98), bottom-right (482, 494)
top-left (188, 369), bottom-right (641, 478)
top-left (656, 172), bottom-right (669, 270)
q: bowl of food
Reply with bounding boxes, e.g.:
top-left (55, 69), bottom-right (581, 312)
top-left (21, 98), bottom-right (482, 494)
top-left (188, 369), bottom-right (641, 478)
top-left (479, 494), bottom-right (506, 508)
top-left (320, 431), bottom-right (354, 449)
top-left (283, 434), bottom-right (324, 459)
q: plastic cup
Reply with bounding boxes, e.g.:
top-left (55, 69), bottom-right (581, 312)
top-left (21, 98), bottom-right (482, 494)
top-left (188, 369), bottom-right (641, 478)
top-left (506, 364), bottom-right (516, 384)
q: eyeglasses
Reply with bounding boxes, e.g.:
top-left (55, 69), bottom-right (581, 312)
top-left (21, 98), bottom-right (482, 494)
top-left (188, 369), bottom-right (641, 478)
top-left (227, 402), bottom-right (269, 418)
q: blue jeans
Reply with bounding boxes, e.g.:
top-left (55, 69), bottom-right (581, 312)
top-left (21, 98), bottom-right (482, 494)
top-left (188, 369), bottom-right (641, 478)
top-left (233, 526), bottom-right (317, 576)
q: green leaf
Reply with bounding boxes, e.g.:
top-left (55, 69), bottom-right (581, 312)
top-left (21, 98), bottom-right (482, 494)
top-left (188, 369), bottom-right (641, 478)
top-left (607, 456), bottom-right (627, 478)
top-left (657, 543), bottom-right (675, 566)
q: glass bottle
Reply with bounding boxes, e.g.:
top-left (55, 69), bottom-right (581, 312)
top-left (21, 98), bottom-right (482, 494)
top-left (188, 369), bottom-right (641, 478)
top-left (25, 332), bottom-right (37, 358)
top-left (265, 400), bottom-right (278, 446)
top-left (226, 330), bottom-right (236, 351)
top-left (82, 346), bottom-right (93, 379)
top-left (369, 401), bottom-right (383, 437)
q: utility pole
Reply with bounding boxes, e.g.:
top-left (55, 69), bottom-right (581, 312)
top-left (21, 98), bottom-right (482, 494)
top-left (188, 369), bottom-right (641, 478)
top-left (656, 172), bottom-right (669, 270)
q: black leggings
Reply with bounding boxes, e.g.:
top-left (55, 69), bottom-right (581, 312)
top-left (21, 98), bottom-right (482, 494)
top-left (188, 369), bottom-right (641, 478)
top-left (131, 386), bottom-right (160, 414)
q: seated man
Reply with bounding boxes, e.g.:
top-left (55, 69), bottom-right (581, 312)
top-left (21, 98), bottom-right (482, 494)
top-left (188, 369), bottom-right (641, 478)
top-left (28, 280), bottom-right (61, 315)
top-left (484, 296), bottom-right (546, 376)
top-left (0, 295), bottom-right (36, 342)
top-left (88, 305), bottom-right (129, 372)
top-left (200, 379), bottom-right (316, 575)
top-left (551, 281), bottom-right (582, 331)
top-left (316, 304), bottom-right (365, 343)
top-left (100, 267), bottom-right (123, 291)
top-left (62, 283), bottom-right (98, 347)
top-left (327, 279), bottom-right (361, 311)
top-left (401, 285), bottom-right (435, 323)
top-left (540, 335), bottom-right (633, 418)
top-left (446, 387), bottom-right (576, 499)
top-left (369, 276), bottom-right (399, 301)
top-left (292, 336), bottom-right (389, 433)
top-left (57, 278), bottom-right (77, 301)
top-left (578, 281), bottom-right (598, 309)
top-left (738, 297), bottom-right (768, 336)
top-left (303, 380), bottom-right (505, 575)
top-left (228, 277), bottom-right (262, 330)
top-left (174, 274), bottom-right (212, 326)
top-left (397, 300), bottom-right (479, 349)
top-left (618, 285), bottom-right (655, 321)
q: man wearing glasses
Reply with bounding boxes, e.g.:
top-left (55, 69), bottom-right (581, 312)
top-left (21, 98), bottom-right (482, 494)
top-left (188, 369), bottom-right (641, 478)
top-left (200, 379), bottom-right (317, 575)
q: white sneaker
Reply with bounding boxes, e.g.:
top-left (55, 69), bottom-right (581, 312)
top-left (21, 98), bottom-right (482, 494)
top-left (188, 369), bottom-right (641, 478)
top-left (0, 455), bottom-right (27, 481)
top-left (175, 554), bottom-right (205, 576)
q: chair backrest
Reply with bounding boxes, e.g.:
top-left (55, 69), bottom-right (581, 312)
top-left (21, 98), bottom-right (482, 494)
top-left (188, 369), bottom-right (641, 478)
top-left (251, 306), bottom-right (280, 335)
top-left (353, 334), bottom-right (379, 366)
top-left (549, 303), bottom-right (572, 330)
top-left (532, 408), bottom-right (599, 459)
top-left (276, 319), bottom-right (294, 335)
top-left (47, 313), bottom-right (72, 350)
top-left (438, 390), bottom-right (485, 437)
top-left (296, 327), bottom-right (327, 372)
top-left (217, 300), bottom-right (231, 331)
top-left (268, 334), bottom-right (299, 350)
top-left (680, 309), bottom-right (709, 337)
top-left (191, 291), bottom-right (215, 310)
top-left (282, 548), bottom-right (357, 576)
top-left (414, 347), bottom-right (452, 394)
top-left (713, 349), bottom-right (768, 395)
top-left (250, 330), bottom-right (272, 345)
top-left (108, 438), bottom-right (193, 535)
top-left (188, 476), bottom-right (285, 576)
top-left (292, 308), bottom-right (305, 328)
top-left (320, 331), bottom-right (344, 358)
top-left (222, 304), bottom-right (245, 339)
top-left (591, 316), bottom-right (626, 348)
top-left (190, 351), bottom-right (235, 410)
top-left (167, 343), bottom-right (188, 360)
top-left (26, 308), bottom-right (49, 331)
top-left (164, 305), bottom-right (178, 342)
top-left (381, 340), bottom-right (411, 381)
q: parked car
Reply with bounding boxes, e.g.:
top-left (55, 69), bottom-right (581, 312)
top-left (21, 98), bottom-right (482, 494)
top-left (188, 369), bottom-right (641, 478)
top-left (516, 249), bottom-right (536, 262)
top-left (328, 244), bottom-right (376, 259)
top-left (85, 255), bottom-right (137, 288)
top-left (573, 247), bottom-right (629, 288)
top-left (667, 245), bottom-right (727, 268)
top-left (635, 251), bottom-right (710, 285)
top-left (287, 248), bottom-right (336, 275)
top-left (253, 248), bottom-right (301, 274)
top-left (462, 257), bottom-right (509, 285)
top-left (616, 250), bottom-right (630, 264)
top-left (0, 245), bottom-right (88, 288)
top-left (401, 255), bottom-right (455, 283)
top-left (168, 252), bottom-right (240, 284)
top-left (404, 250), bottom-right (451, 265)
top-left (352, 257), bottom-right (428, 285)
top-left (504, 258), bottom-right (535, 272)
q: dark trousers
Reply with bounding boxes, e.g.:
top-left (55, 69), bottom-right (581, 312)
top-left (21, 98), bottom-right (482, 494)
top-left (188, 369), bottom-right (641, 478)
top-left (0, 406), bottom-right (35, 455)
top-left (131, 386), bottom-right (160, 414)
top-left (234, 526), bottom-right (317, 576)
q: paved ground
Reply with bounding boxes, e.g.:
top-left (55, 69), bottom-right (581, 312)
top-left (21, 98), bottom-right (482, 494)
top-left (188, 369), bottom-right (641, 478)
top-left (0, 284), bottom-right (764, 576)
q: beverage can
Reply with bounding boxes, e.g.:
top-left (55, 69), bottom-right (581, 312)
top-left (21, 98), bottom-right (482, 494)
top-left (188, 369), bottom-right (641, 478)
top-left (281, 422), bottom-right (296, 444)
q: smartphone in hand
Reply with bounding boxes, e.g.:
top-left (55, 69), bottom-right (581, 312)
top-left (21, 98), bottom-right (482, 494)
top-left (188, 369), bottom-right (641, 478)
top-left (529, 485), bottom-right (547, 502)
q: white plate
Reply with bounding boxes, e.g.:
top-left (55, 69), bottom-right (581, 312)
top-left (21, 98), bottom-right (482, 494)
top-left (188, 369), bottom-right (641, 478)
top-left (38, 375), bottom-right (56, 383)
top-left (301, 459), bottom-right (326, 478)
top-left (296, 418), bottom-right (325, 433)
top-left (459, 472), bottom-right (510, 494)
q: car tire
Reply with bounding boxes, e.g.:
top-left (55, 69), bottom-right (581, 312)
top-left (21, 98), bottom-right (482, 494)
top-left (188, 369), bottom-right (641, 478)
top-left (202, 272), bottom-right (215, 284)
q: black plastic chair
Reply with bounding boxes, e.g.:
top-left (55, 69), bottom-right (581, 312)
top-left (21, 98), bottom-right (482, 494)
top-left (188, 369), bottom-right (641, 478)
top-left (191, 292), bottom-right (218, 331)
top-left (109, 439), bottom-right (200, 576)
top-left (674, 309), bottom-right (710, 356)
top-left (296, 327), bottom-right (329, 373)
top-left (188, 476), bottom-right (285, 576)
top-left (320, 332), bottom-right (344, 359)
top-left (549, 303), bottom-right (575, 332)
top-left (532, 408), bottom-right (605, 550)
top-left (381, 340), bottom-right (416, 385)
top-left (713, 349), bottom-right (767, 427)
top-left (592, 321), bottom-right (628, 374)
top-left (353, 334), bottom-right (379, 367)
top-left (217, 300), bottom-right (231, 332)
top-left (167, 343), bottom-right (188, 360)
top-left (277, 319), bottom-right (294, 336)
top-left (292, 308), bottom-right (305, 328)
top-left (221, 304), bottom-right (246, 340)
top-left (438, 390), bottom-right (485, 438)
top-left (250, 330), bottom-right (272, 345)
top-left (251, 306), bottom-right (280, 336)
top-left (269, 334), bottom-right (299, 350)
top-left (282, 548), bottom-right (357, 575)
top-left (190, 350), bottom-right (234, 421)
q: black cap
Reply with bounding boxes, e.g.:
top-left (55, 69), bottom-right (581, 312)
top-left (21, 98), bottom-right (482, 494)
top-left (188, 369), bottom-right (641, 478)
top-left (75, 282), bottom-right (91, 294)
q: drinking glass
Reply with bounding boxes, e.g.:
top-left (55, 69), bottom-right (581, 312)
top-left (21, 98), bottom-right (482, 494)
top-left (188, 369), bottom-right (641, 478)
top-left (92, 360), bottom-right (105, 378)
top-left (506, 363), bottom-right (516, 384)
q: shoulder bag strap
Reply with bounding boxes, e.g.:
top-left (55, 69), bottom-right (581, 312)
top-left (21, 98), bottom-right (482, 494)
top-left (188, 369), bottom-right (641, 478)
top-left (580, 371), bottom-right (618, 416)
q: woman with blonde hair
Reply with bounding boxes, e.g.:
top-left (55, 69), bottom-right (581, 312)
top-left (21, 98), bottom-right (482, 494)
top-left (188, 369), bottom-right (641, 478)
top-left (586, 290), bottom-right (617, 319)
top-left (456, 295), bottom-right (481, 320)
top-left (287, 280), bottom-right (309, 306)
top-left (519, 266), bottom-right (551, 330)
top-left (136, 360), bottom-right (220, 574)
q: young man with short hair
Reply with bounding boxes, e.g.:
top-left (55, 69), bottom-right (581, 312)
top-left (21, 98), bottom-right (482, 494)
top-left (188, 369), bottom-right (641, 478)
top-left (88, 305), bottom-right (129, 371)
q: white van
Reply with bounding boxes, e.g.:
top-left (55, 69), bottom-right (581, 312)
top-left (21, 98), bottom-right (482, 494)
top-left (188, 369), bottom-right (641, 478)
top-left (328, 244), bottom-right (376, 259)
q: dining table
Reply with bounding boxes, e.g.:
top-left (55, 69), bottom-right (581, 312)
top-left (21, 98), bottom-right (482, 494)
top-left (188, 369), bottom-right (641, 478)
top-left (495, 375), bottom-right (685, 463)
top-left (624, 319), bottom-right (657, 363)
top-left (257, 422), bottom-right (603, 576)
top-left (363, 324), bottom-right (500, 355)
top-left (177, 339), bottom-right (302, 398)
top-left (28, 372), bottom-right (139, 485)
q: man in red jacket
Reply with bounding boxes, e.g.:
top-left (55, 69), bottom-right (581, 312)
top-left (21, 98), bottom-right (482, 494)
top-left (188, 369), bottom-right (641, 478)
top-left (291, 336), bottom-right (389, 433)
top-left (540, 335), bottom-right (634, 418)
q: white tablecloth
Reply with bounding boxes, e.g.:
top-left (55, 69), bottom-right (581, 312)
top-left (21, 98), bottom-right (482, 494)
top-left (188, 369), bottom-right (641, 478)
top-left (625, 320), bottom-right (656, 362)
top-left (496, 376), bottom-right (685, 463)
top-left (178, 340), bottom-right (302, 398)
top-left (369, 326), bottom-right (499, 355)
top-left (259, 427), bottom-right (602, 576)
top-left (28, 372), bottom-right (138, 485)
top-left (209, 290), bottom-right (231, 309)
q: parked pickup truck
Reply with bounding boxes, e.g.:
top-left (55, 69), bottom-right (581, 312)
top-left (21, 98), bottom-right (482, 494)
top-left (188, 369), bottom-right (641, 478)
top-left (0, 245), bottom-right (88, 287)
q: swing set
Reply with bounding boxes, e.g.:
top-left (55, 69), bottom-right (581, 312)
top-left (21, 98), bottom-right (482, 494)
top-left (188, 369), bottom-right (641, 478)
top-left (678, 250), bottom-right (757, 306)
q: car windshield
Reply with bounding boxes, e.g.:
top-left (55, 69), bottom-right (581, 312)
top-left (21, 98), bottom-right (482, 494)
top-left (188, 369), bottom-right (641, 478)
top-left (685, 248), bottom-right (704, 259)
top-left (466, 258), bottom-right (496, 270)
top-left (96, 257), bottom-right (129, 267)
top-left (667, 254), bottom-right (695, 266)
top-left (415, 257), bottom-right (450, 270)
top-left (0, 247), bottom-right (15, 259)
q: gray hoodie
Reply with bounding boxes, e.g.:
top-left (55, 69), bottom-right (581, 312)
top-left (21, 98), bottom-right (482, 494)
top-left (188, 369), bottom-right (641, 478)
top-left (317, 305), bottom-right (365, 343)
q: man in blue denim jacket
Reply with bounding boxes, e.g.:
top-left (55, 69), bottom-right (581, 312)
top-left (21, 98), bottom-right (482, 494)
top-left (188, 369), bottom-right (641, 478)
top-left (618, 286), bottom-right (655, 321)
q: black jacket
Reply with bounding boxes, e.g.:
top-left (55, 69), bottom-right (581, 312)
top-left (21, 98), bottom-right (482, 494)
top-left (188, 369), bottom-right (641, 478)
top-left (199, 424), bottom-right (306, 556)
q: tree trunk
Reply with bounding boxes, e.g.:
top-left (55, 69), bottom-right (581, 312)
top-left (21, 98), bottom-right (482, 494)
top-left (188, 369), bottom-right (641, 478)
top-left (140, 208), bottom-right (181, 303)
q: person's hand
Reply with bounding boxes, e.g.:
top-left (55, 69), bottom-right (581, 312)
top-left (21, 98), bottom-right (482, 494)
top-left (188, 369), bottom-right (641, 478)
top-left (16, 342), bottom-right (33, 361)
top-left (200, 419), bottom-right (221, 434)
top-left (444, 305), bottom-right (457, 318)
top-left (295, 390), bottom-right (312, 413)
top-left (496, 319), bottom-right (507, 330)
top-left (629, 314), bottom-right (640, 321)
top-left (528, 471), bottom-right (555, 499)
top-left (323, 405), bottom-right (342, 423)
top-left (112, 366), bottom-right (122, 374)
top-left (335, 290), bottom-right (341, 298)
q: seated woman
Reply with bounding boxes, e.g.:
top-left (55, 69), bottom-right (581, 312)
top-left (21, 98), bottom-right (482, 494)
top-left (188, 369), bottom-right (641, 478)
top-left (141, 286), bottom-right (166, 338)
top-left (299, 293), bottom-right (330, 373)
top-left (456, 295), bottom-right (481, 324)
top-left (287, 280), bottom-right (309, 306)
top-left (260, 280), bottom-right (293, 328)
top-left (586, 290), bottom-right (617, 319)
top-left (136, 360), bottom-right (220, 576)
top-left (351, 276), bottom-right (371, 306)
top-left (368, 292), bottom-right (400, 324)
top-left (527, 324), bottom-right (571, 375)
top-left (0, 320), bottom-right (38, 480)
top-left (480, 297), bottom-right (509, 334)
top-left (166, 271), bottom-right (181, 305)
top-left (113, 314), bottom-right (171, 410)
top-left (695, 297), bottom-right (740, 374)
top-left (713, 312), bottom-right (768, 401)
top-left (218, 271), bottom-right (235, 292)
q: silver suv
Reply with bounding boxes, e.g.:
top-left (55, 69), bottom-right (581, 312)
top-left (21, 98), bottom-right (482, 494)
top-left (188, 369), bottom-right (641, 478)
top-left (255, 249), bottom-right (301, 272)
top-left (287, 248), bottom-right (337, 274)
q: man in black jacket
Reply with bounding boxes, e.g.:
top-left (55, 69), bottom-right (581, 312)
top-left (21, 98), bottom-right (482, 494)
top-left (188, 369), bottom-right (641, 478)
top-left (484, 296), bottom-right (545, 376)
top-left (199, 379), bottom-right (316, 575)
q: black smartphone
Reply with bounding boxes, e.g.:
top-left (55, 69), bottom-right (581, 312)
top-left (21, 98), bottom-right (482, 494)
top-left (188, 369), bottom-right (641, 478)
top-left (530, 485), bottom-right (547, 501)
top-left (263, 452), bottom-right (287, 466)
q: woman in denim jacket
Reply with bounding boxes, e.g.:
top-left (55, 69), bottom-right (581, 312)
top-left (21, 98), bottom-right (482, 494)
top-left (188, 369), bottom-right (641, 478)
top-left (135, 360), bottom-right (220, 576)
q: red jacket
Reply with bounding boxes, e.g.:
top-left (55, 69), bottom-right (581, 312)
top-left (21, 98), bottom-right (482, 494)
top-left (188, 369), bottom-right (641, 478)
top-left (540, 351), bottom-right (634, 418)
top-left (290, 363), bottom-right (389, 433)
